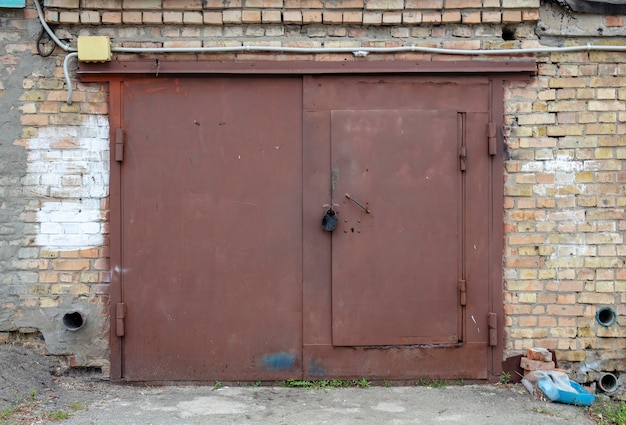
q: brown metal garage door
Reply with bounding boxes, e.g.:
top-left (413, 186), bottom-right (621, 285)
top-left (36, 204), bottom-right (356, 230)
top-left (108, 71), bottom-right (504, 382)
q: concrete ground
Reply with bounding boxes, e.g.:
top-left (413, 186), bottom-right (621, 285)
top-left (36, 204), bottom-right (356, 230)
top-left (57, 381), bottom-right (595, 425)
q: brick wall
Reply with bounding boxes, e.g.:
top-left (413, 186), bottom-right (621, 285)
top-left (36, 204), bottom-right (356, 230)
top-left (504, 51), bottom-right (626, 385)
top-left (42, 0), bottom-right (539, 27)
top-left (2, 0), bottom-right (626, 386)
top-left (0, 4), bottom-right (110, 372)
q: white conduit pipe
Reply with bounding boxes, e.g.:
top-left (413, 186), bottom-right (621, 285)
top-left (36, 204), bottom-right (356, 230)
top-left (34, 0), bottom-right (77, 103)
top-left (111, 43), bottom-right (626, 55)
top-left (63, 52), bottom-right (78, 104)
top-left (34, 0), bottom-right (75, 53)
top-left (34, 0), bottom-right (626, 104)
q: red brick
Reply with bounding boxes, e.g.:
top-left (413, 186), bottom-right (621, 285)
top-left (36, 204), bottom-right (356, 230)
top-left (445, 0), bottom-right (480, 7)
top-left (163, 0), bottom-right (203, 9)
top-left (122, 0), bottom-right (161, 8)
top-left (405, 0), bottom-right (442, 8)
top-left (520, 357), bottom-right (555, 371)
top-left (527, 347), bottom-right (553, 362)
top-left (82, 0), bottom-right (121, 8)
top-left (285, 0), bottom-right (323, 8)
top-left (606, 15), bottom-right (624, 27)
top-left (52, 260), bottom-right (91, 271)
top-left (326, 0), bottom-right (363, 8)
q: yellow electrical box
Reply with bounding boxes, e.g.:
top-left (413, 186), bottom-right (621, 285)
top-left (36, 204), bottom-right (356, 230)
top-left (77, 36), bottom-right (111, 63)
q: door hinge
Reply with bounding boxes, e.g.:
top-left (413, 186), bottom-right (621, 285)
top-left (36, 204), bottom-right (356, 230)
top-left (488, 312), bottom-right (497, 346)
top-left (458, 112), bottom-right (467, 171)
top-left (115, 128), bottom-right (124, 162)
top-left (488, 122), bottom-right (497, 156)
top-left (116, 302), bottom-right (126, 337)
top-left (459, 145), bottom-right (467, 171)
top-left (458, 279), bottom-right (467, 306)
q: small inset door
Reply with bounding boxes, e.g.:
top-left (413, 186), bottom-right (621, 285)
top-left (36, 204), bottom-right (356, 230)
top-left (330, 109), bottom-right (462, 347)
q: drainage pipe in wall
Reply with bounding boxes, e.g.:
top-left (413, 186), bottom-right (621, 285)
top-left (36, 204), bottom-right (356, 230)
top-left (597, 372), bottom-right (619, 394)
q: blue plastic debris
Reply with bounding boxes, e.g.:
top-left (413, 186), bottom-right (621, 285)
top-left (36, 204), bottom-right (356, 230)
top-left (537, 375), bottom-right (595, 406)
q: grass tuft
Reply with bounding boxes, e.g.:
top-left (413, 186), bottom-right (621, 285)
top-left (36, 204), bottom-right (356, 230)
top-left (589, 398), bottom-right (626, 425)
top-left (280, 378), bottom-right (371, 390)
top-left (415, 379), bottom-right (447, 389)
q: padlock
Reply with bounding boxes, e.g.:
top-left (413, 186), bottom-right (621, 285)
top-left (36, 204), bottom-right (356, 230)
top-left (322, 208), bottom-right (338, 232)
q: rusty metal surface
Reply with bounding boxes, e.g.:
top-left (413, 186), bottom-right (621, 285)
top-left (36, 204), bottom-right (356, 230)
top-left (120, 77), bottom-right (303, 381)
top-left (78, 60), bottom-right (537, 76)
top-left (330, 109), bottom-right (461, 346)
top-left (489, 79), bottom-right (506, 381)
top-left (302, 76), bottom-right (493, 379)
top-left (107, 80), bottom-right (123, 380)
top-left (111, 71), bottom-right (506, 382)
top-left (303, 75), bottom-right (490, 113)
top-left (303, 343), bottom-right (488, 380)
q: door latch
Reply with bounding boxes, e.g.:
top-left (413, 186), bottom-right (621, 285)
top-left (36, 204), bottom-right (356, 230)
top-left (345, 193), bottom-right (371, 214)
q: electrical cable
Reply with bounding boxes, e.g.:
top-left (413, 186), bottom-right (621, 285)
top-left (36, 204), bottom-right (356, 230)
top-left (36, 27), bottom-right (56, 57)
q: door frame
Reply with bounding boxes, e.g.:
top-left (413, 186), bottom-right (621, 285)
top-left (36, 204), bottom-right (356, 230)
top-left (80, 60), bottom-right (535, 381)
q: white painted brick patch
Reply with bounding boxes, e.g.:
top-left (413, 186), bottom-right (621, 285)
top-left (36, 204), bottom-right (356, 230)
top-left (24, 116), bottom-right (110, 251)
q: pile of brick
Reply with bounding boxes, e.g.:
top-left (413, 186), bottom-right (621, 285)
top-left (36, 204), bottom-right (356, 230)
top-left (520, 347), bottom-right (597, 403)
top-left (520, 347), bottom-right (556, 375)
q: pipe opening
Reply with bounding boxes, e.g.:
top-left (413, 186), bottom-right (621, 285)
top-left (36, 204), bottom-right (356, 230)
top-left (596, 307), bottom-right (617, 327)
top-left (598, 372), bottom-right (619, 393)
top-left (502, 25), bottom-right (517, 41)
top-left (62, 311), bottom-right (85, 331)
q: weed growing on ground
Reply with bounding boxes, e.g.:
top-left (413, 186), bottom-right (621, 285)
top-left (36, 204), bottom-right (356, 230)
top-left (355, 378), bottom-right (370, 388)
top-left (0, 405), bottom-right (20, 423)
top-left (500, 372), bottom-right (511, 385)
top-left (235, 381), bottom-right (262, 387)
top-left (69, 402), bottom-right (86, 411)
top-left (280, 378), bottom-right (371, 390)
top-left (532, 406), bottom-right (555, 416)
top-left (415, 379), bottom-right (447, 389)
top-left (46, 410), bottom-right (72, 420)
top-left (0, 391), bottom-right (23, 423)
top-left (589, 398), bottom-right (626, 425)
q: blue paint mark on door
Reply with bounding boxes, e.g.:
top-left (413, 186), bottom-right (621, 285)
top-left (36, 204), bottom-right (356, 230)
top-left (261, 352), bottom-right (296, 371)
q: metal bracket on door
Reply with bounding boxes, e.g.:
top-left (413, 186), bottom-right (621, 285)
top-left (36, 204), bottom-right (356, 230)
top-left (488, 312), bottom-right (497, 346)
top-left (116, 302), bottom-right (126, 337)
